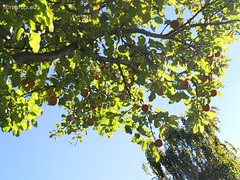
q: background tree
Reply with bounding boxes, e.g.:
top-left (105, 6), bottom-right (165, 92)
top-left (0, 0), bottom-right (240, 158)
top-left (145, 107), bottom-right (240, 179)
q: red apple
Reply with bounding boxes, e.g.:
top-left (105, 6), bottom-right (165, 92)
top-left (206, 55), bottom-right (214, 60)
top-left (157, 88), bottom-right (164, 96)
top-left (78, 16), bottom-right (83, 22)
top-left (215, 51), bottom-right (221, 57)
top-left (90, 102), bottom-right (98, 109)
top-left (87, 118), bottom-right (94, 126)
top-left (210, 90), bottom-right (217, 97)
top-left (120, 94), bottom-right (124, 100)
top-left (141, 104), bottom-right (149, 112)
top-left (181, 57), bottom-right (186, 64)
top-left (66, 115), bottom-right (73, 122)
top-left (154, 139), bottom-right (164, 147)
top-left (199, 90), bottom-right (206, 97)
top-left (170, 20), bottom-right (180, 30)
top-left (103, 90), bottom-right (107, 95)
top-left (124, 83), bottom-right (131, 91)
top-left (95, 74), bottom-right (100, 80)
top-left (132, 40), bottom-right (135, 46)
top-left (28, 79), bottom-right (35, 88)
top-left (48, 96), bottom-right (59, 106)
top-left (201, 75), bottom-right (210, 83)
top-left (202, 104), bottom-right (210, 111)
top-left (181, 80), bottom-right (189, 89)
top-left (81, 89), bottom-right (90, 98)
top-left (21, 79), bottom-right (28, 86)
top-left (74, 107), bottom-right (79, 116)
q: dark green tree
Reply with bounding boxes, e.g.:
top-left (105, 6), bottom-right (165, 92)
top-left (145, 107), bottom-right (240, 179)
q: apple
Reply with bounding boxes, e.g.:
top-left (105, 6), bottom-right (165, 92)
top-left (154, 139), bottom-right (164, 147)
top-left (129, 40), bottom-right (135, 48)
top-left (181, 57), bottom-right (186, 64)
top-left (120, 94), bottom-right (124, 100)
top-left (66, 115), bottom-right (73, 122)
top-left (208, 76), bottom-right (213, 81)
top-left (95, 74), bottom-right (100, 80)
top-left (170, 20), bottom-right (180, 30)
top-left (199, 90), bottom-right (206, 97)
top-left (21, 79), bottom-right (28, 86)
top-left (132, 40), bottom-right (136, 46)
top-left (124, 83), bottom-right (131, 91)
top-left (202, 104), bottom-right (210, 111)
top-left (201, 75), bottom-right (209, 83)
top-left (206, 55), bottom-right (214, 60)
top-left (180, 45), bottom-right (187, 50)
top-left (48, 96), bottom-right (59, 106)
top-left (90, 102), bottom-right (98, 109)
top-left (157, 88), bottom-right (164, 96)
top-left (81, 89), bottom-right (90, 98)
top-left (28, 79), bottom-right (35, 88)
top-left (210, 90), bottom-right (217, 97)
top-left (201, 75), bottom-right (212, 83)
top-left (111, 76), bottom-right (115, 81)
top-left (181, 80), bottom-right (189, 89)
top-left (74, 107), bottom-right (78, 116)
top-left (215, 51), bottom-right (221, 57)
top-left (87, 118), bottom-right (94, 126)
top-left (78, 16), bottom-right (83, 22)
top-left (141, 104), bottom-right (149, 112)
top-left (103, 90), bottom-right (107, 95)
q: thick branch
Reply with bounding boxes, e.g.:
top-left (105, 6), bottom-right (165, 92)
top-left (189, 20), bottom-right (240, 28)
top-left (12, 42), bottom-right (78, 64)
top-left (122, 28), bottom-right (196, 48)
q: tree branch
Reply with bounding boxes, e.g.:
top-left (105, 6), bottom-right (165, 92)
top-left (96, 55), bottom-right (141, 74)
top-left (121, 28), bottom-right (197, 49)
top-left (12, 42), bottom-right (78, 64)
top-left (189, 20), bottom-right (240, 28)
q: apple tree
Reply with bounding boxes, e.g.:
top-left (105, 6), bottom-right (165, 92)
top-left (0, 0), bottom-right (240, 160)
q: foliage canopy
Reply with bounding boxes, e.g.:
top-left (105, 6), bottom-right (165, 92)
top-left (0, 0), bottom-right (240, 159)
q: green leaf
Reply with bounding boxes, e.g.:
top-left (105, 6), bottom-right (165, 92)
top-left (124, 125), bottom-right (132, 134)
top-left (154, 16), bottom-right (163, 25)
top-left (16, 28), bottom-right (24, 41)
top-left (141, 141), bottom-right (147, 151)
top-left (20, 120), bottom-right (28, 130)
top-left (29, 31), bottom-right (41, 53)
top-left (29, 19), bottom-right (36, 30)
top-left (105, 33), bottom-right (114, 47)
top-left (32, 106), bottom-right (43, 116)
top-left (155, 108), bottom-right (161, 113)
top-left (10, 71), bottom-right (21, 87)
top-left (149, 92), bottom-right (156, 102)
top-left (193, 124), bottom-right (199, 134)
